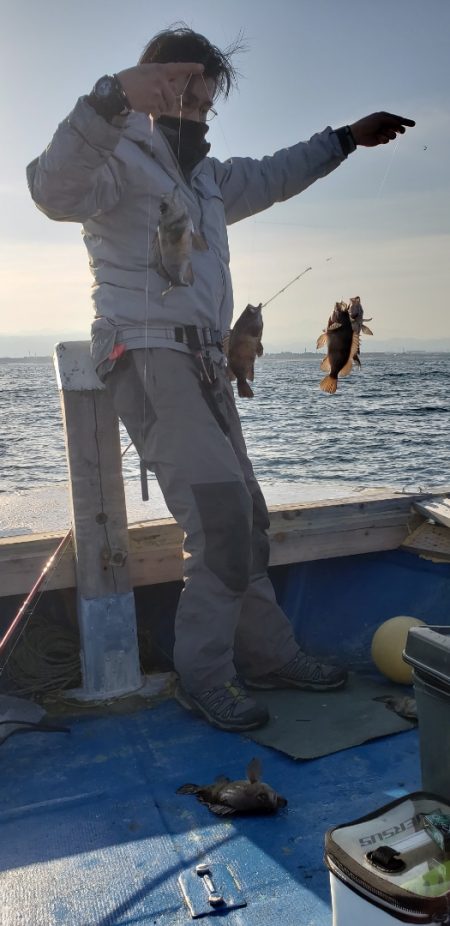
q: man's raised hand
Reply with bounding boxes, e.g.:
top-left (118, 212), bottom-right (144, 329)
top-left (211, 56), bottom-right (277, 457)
top-left (116, 62), bottom-right (205, 116)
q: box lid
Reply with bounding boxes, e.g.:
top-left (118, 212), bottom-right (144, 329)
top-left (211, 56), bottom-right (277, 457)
top-left (403, 626), bottom-right (450, 687)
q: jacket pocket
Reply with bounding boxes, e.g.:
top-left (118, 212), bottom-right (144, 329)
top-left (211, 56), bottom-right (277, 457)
top-left (91, 316), bottom-right (122, 380)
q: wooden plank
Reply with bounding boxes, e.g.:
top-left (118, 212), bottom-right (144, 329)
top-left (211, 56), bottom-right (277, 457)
top-left (59, 388), bottom-right (132, 598)
top-left (413, 496), bottom-right (450, 529)
top-left (0, 531), bottom-right (75, 597)
top-left (402, 522), bottom-right (450, 562)
top-left (0, 489), bottom-right (433, 597)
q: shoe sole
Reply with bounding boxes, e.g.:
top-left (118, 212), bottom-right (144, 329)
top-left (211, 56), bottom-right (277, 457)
top-left (175, 685), bottom-right (268, 732)
top-left (245, 676), bottom-right (348, 692)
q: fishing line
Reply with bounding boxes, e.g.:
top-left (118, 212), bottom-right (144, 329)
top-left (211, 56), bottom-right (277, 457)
top-left (139, 186), bottom-right (153, 503)
top-left (177, 75), bottom-right (194, 163)
top-left (376, 138), bottom-right (400, 198)
top-left (139, 75), bottom-right (195, 501)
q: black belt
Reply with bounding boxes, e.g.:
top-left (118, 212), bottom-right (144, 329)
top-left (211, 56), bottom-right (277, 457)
top-left (174, 325), bottom-right (223, 351)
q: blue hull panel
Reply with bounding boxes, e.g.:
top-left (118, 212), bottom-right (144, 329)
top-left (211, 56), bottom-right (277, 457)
top-left (272, 549), bottom-right (450, 665)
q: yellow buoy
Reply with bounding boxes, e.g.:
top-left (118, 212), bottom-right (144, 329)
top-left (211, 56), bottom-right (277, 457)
top-left (371, 616), bottom-right (426, 684)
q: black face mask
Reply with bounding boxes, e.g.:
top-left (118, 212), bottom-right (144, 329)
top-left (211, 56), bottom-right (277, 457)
top-left (157, 115), bottom-right (211, 175)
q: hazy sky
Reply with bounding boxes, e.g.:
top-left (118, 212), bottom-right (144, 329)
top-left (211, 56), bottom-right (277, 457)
top-left (1, 0), bottom-right (449, 351)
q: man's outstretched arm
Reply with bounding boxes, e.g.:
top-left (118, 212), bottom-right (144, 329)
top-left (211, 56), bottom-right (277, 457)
top-left (213, 111), bottom-right (415, 225)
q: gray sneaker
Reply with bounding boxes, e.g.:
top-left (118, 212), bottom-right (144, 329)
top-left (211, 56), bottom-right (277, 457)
top-left (175, 677), bottom-right (269, 732)
top-left (245, 650), bottom-right (348, 692)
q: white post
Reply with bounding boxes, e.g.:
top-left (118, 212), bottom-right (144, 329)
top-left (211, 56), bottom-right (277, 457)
top-left (54, 341), bottom-right (142, 700)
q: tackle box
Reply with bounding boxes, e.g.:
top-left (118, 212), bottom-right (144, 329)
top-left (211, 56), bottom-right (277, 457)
top-left (325, 792), bottom-right (450, 924)
top-left (403, 625), bottom-right (450, 801)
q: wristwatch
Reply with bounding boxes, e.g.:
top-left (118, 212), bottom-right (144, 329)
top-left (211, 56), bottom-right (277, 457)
top-left (88, 74), bottom-right (131, 121)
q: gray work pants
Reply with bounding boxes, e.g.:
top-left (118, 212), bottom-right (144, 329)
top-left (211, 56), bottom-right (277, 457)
top-left (105, 347), bottom-right (298, 692)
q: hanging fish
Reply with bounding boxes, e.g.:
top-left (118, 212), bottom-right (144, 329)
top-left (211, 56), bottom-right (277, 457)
top-left (177, 757), bottom-right (287, 816)
top-left (153, 187), bottom-right (207, 294)
top-left (347, 296), bottom-right (374, 367)
top-left (227, 303), bottom-right (264, 398)
top-left (347, 297), bottom-right (373, 337)
top-left (316, 302), bottom-right (359, 394)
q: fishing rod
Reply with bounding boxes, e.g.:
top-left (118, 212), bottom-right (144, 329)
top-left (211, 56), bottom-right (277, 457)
top-left (0, 439), bottom-right (137, 665)
top-left (261, 254), bottom-right (336, 309)
top-left (262, 265), bottom-right (313, 309)
top-left (0, 530), bottom-right (72, 659)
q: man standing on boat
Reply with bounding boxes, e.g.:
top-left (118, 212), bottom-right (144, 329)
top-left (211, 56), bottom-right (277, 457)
top-left (27, 26), bottom-right (414, 732)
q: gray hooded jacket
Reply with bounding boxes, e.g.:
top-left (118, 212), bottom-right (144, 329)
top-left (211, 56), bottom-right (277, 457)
top-left (27, 97), bottom-right (349, 369)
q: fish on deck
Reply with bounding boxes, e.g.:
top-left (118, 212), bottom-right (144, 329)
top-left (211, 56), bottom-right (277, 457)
top-left (177, 757), bottom-right (287, 816)
top-left (227, 303), bottom-right (264, 398)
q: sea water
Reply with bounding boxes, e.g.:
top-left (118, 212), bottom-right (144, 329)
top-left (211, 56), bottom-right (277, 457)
top-left (0, 353), bottom-right (448, 532)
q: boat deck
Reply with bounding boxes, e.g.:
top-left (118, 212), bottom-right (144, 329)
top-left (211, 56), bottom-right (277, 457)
top-left (1, 693), bottom-right (420, 926)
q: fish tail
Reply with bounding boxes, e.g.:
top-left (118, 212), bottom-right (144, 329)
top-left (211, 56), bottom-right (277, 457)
top-left (320, 375), bottom-right (338, 394)
top-left (238, 380), bottom-right (254, 398)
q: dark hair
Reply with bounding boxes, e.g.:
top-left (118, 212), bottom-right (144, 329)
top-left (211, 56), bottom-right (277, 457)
top-left (139, 23), bottom-right (244, 99)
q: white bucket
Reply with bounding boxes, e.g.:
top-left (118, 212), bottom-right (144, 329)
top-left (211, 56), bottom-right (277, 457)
top-left (329, 870), bottom-right (425, 925)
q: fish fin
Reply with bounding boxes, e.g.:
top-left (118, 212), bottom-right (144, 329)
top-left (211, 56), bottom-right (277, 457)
top-left (338, 333), bottom-right (359, 377)
top-left (328, 322), bottom-right (342, 330)
top-left (320, 375), bottom-right (338, 394)
top-left (246, 757), bottom-right (262, 784)
top-left (237, 380), bottom-right (254, 398)
top-left (192, 231), bottom-right (209, 251)
top-left (339, 357), bottom-right (353, 377)
top-left (320, 356), bottom-right (331, 372)
top-left (177, 783), bottom-right (200, 794)
top-left (256, 342), bottom-right (264, 357)
top-left (316, 332), bottom-right (328, 349)
top-left (354, 354), bottom-right (362, 369)
top-left (351, 332), bottom-right (360, 358)
top-left (362, 325), bottom-right (373, 335)
top-left (205, 803), bottom-right (237, 816)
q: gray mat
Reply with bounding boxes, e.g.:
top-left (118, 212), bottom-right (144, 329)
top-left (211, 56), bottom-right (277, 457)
top-left (246, 672), bottom-right (415, 759)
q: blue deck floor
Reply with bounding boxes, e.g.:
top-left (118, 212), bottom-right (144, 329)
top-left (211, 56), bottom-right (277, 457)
top-left (0, 695), bottom-right (420, 926)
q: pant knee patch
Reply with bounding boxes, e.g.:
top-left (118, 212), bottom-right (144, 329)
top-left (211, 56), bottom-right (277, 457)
top-left (250, 486), bottom-right (271, 574)
top-left (192, 481), bottom-right (252, 592)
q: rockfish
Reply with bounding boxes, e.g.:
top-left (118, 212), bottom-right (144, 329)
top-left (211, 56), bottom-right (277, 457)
top-left (347, 296), bottom-right (373, 368)
top-left (227, 303), bottom-right (264, 398)
top-left (316, 302), bottom-right (359, 394)
top-left (177, 757), bottom-right (287, 816)
top-left (154, 187), bottom-right (207, 293)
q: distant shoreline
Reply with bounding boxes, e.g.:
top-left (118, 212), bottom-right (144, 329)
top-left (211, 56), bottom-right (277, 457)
top-left (1, 350), bottom-right (449, 362)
